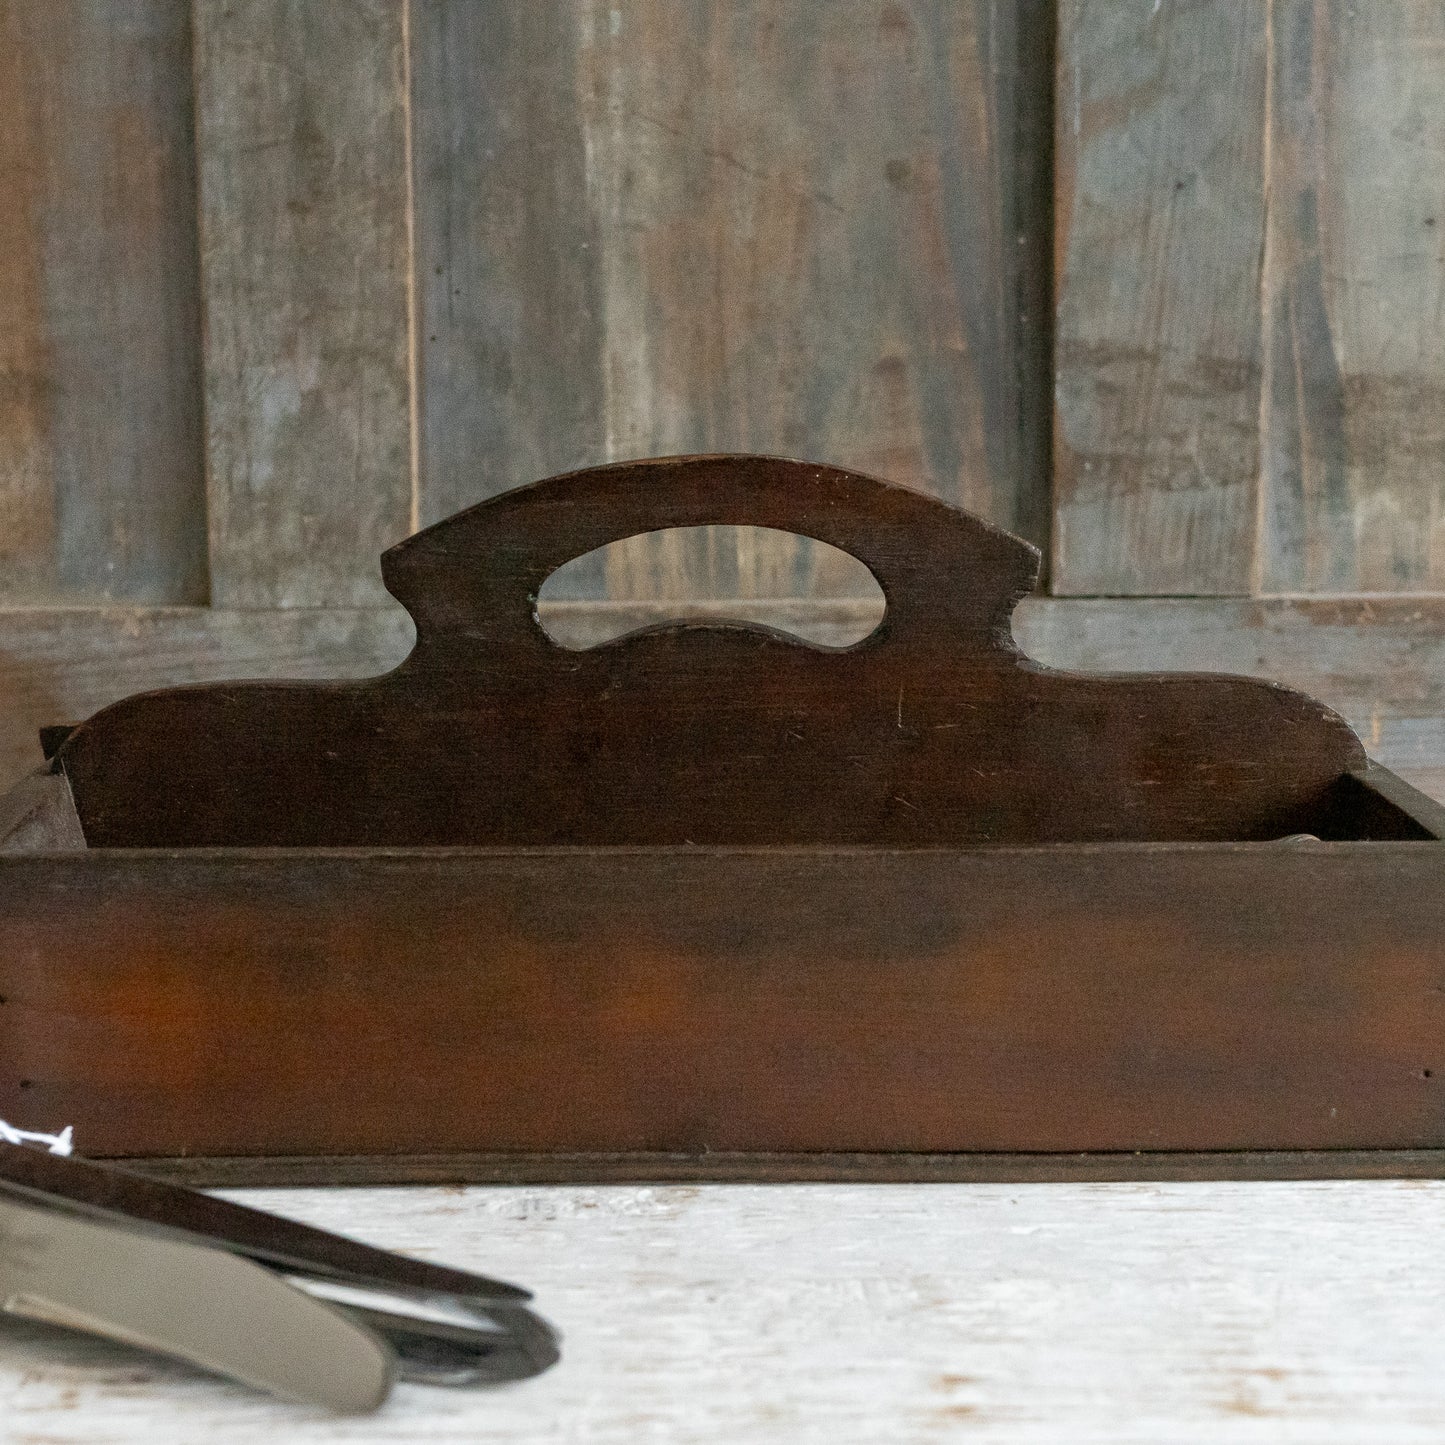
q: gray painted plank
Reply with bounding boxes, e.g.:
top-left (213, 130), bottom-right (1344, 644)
top-left (5, 595), bottom-right (1445, 793)
top-left (413, 0), bottom-right (1051, 601)
top-left (1053, 0), bottom-right (1268, 596)
top-left (410, 0), bottom-right (608, 596)
top-left (1057, 0), bottom-right (1445, 599)
top-left (1261, 0), bottom-right (1445, 592)
top-left (0, 0), bottom-right (207, 606)
top-left (194, 0), bottom-right (412, 607)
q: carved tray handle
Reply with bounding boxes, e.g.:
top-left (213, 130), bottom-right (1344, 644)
top-left (383, 455), bottom-right (1040, 668)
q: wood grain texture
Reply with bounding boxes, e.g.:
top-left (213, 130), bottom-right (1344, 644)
top-left (410, 0), bottom-right (605, 592)
top-left (194, 0), bottom-right (412, 607)
top-left (413, 0), bottom-right (1052, 600)
top-left (4, 842), bottom-right (1445, 1160)
top-left (1056, 0), bottom-right (1445, 598)
top-left (7, 594), bottom-right (1445, 794)
top-left (1053, 0), bottom-right (1268, 595)
top-left (9, 1179), bottom-right (1445, 1440)
top-left (0, 0), bottom-right (207, 606)
top-left (1260, 0), bottom-right (1445, 591)
top-left (50, 459), bottom-right (1365, 848)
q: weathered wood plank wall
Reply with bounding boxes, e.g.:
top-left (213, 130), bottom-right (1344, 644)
top-left (1055, 0), bottom-right (1445, 596)
top-left (0, 0), bottom-right (207, 606)
top-left (413, 0), bottom-right (1055, 600)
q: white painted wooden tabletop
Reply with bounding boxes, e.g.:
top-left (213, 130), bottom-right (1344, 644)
top-left (4, 1180), bottom-right (1445, 1442)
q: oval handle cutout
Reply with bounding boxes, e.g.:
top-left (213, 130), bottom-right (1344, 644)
top-left (536, 525), bottom-right (886, 649)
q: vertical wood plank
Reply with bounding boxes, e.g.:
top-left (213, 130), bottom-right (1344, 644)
top-left (0, 3), bottom-right (53, 601)
top-left (0, 0), bottom-right (207, 606)
top-left (1053, 0), bottom-right (1268, 596)
top-left (1261, 0), bottom-right (1445, 592)
top-left (413, 0), bottom-right (1049, 601)
top-left (195, 0), bottom-right (412, 607)
top-left (411, 0), bottom-right (608, 595)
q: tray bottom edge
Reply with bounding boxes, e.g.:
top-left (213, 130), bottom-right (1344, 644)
top-left (109, 1148), bottom-right (1445, 1189)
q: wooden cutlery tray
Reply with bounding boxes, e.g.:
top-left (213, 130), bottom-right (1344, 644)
top-left (2, 455), bottom-right (1443, 1185)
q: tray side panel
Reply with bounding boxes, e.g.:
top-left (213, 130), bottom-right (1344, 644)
top-left (1, 846), bottom-right (1443, 1160)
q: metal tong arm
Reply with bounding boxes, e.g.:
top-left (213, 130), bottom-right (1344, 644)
top-left (0, 1139), bottom-right (526, 1301)
top-left (0, 1141), bottom-right (559, 1383)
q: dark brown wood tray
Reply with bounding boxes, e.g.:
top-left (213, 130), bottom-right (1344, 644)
top-left (3, 456), bottom-right (1443, 1185)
